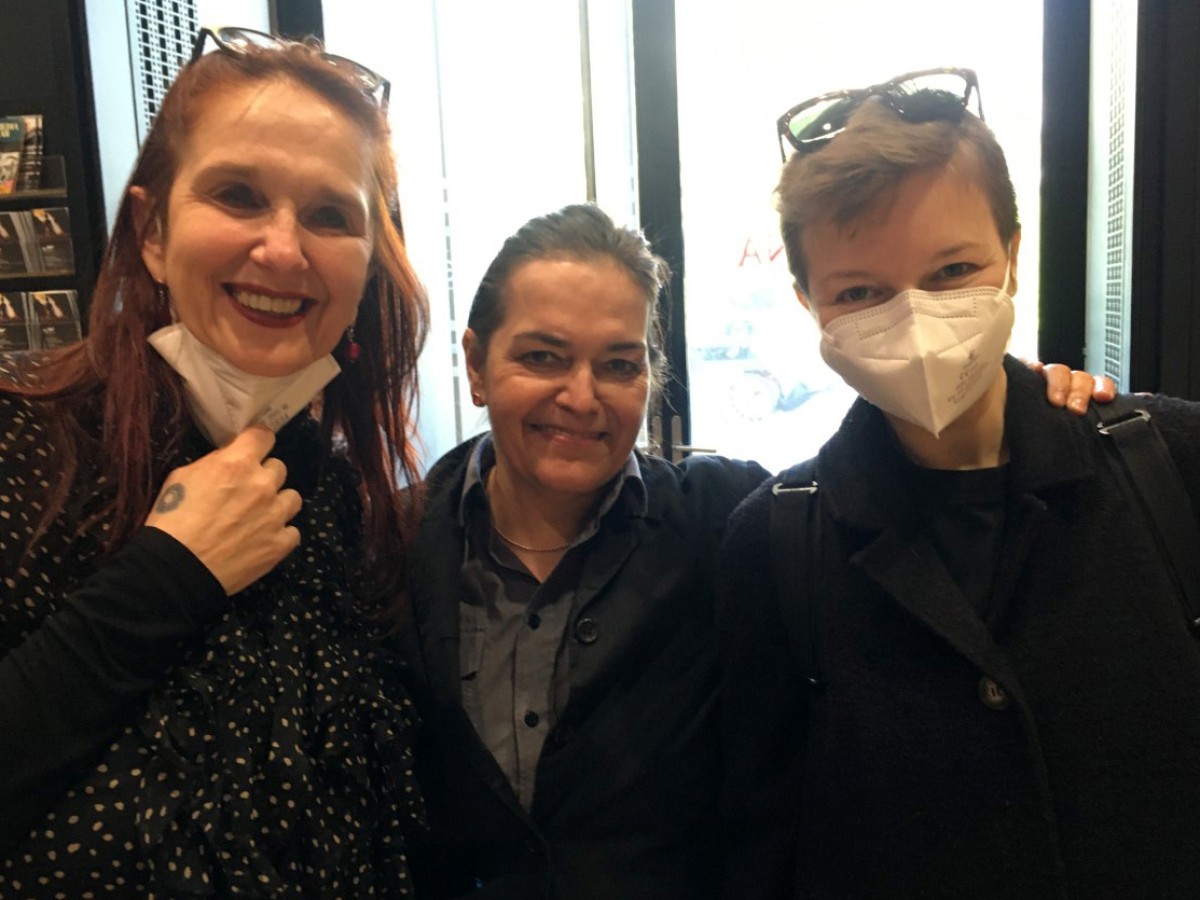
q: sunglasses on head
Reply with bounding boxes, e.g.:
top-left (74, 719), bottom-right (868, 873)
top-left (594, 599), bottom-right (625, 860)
top-left (190, 25), bottom-right (392, 109)
top-left (776, 67), bottom-right (983, 161)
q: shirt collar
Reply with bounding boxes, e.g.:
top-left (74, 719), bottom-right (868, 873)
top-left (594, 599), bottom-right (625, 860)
top-left (457, 434), bottom-right (646, 545)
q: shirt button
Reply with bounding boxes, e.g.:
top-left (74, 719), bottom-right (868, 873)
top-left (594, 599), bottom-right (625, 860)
top-left (523, 710), bottom-right (540, 728)
top-left (978, 676), bottom-right (1011, 710)
top-left (528, 612), bottom-right (541, 630)
top-left (575, 617), bottom-right (599, 645)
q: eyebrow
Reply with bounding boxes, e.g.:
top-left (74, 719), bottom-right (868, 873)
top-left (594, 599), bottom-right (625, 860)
top-left (196, 162), bottom-right (365, 209)
top-left (512, 330), bottom-right (647, 353)
top-left (818, 242), bottom-right (995, 286)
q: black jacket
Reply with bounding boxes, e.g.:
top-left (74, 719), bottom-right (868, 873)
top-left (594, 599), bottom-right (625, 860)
top-left (718, 358), bottom-right (1200, 900)
top-left (405, 436), bottom-right (769, 899)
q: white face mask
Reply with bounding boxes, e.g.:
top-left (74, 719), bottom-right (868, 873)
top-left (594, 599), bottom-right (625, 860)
top-left (813, 266), bottom-right (1014, 436)
top-left (148, 322), bottom-right (340, 447)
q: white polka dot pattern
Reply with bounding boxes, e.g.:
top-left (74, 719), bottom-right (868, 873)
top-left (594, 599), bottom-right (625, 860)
top-left (0, 355), bottom-right (425, 897)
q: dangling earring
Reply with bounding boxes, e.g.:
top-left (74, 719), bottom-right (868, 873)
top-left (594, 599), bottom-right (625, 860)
top-left (344, 326), bottom-right (361, 363)
top-left (154, 282), bottom-right (170, 305)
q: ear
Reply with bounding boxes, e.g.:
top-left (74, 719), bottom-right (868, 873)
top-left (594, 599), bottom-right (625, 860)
top-left (131, 185), bottom-right (167, 284)
top-left (794, 283), bottom-right (813, 313)
top-left (462, 327), bottom-right (486, 399)
top-left (1007, 228), bottom-right (1022, 296)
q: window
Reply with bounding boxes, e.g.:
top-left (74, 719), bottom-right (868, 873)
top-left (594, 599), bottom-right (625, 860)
top-left (328, 1), bottom-right (1044, 472)
top-left (675, 0), bottom-right (1044, 471)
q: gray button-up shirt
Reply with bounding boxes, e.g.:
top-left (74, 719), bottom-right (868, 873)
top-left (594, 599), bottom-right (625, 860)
top-left (457, 436), bottom-right (645, 810)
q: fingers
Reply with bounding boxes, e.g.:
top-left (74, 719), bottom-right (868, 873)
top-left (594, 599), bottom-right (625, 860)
top-left (263, 456), bottom-right (288, 490)
top-left (223, 424), bottom-right (277, 460)
top-left (1092, 374), bottom-right (1117, 402)
top-left (277, 487), bottom-right (303, 524)
top-left (1040, 362), bottom-right (1071, 407)
top-left (1064, 370), bottom-right (1116, 415)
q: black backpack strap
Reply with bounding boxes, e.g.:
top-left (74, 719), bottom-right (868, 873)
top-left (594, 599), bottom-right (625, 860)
top-left (1093, 395), bottom-right (1200, 632)
top-left (770, 459), bottom-right (821, 686)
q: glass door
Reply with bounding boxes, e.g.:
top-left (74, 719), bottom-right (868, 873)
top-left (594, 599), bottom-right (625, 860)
top-left (675, 0), bottom-right (1045, 472)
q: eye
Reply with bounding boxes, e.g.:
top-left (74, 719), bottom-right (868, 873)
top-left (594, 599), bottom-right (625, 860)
top-left (519, 349), bottom-right (564, 369)
top-left (212, 183), bottom-right (262, 211)
top-left (601, 357), bottom-right (645, 380)
top-left (307, 204), bottom-right (353, 233)
top-left (936, 261), bottom-right (978, 280)
top-left (834, 285), bottom-right (876, 304)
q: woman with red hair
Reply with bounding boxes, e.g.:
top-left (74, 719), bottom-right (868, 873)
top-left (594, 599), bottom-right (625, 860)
top-left (0, 28), bottom-right (427, 895)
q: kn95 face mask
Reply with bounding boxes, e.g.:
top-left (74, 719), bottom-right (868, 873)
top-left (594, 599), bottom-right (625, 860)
top-left (148, 322), bottom-right (340, 447)
top-left (813, 266), bottom-right (1014, 436)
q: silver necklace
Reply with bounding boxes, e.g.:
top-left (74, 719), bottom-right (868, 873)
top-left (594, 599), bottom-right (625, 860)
top-left (491, 522), bottom-right (572, 553)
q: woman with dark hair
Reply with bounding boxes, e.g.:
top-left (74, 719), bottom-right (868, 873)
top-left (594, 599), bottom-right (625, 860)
top-left (0, 27), bottom-right (427, 895)
top-left (404, 203), bottom-right (1107, 899)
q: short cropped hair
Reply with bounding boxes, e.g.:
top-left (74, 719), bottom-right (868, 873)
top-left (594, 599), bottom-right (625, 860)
top-left (776, 97), bottom-right (1019, 293)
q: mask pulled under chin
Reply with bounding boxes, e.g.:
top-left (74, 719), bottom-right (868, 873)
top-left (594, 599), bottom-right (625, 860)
top-left (147, 322), bottom-right (341, 447)
top-left (815, 271), bottom-right (1015, 437)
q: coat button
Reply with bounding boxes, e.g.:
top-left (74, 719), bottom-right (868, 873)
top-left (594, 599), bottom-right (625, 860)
top-left (575, 617), bottom-right (599, 645)
top-left (978, 676), bottom-right (1011, 710)
top-left (524, 710), bottom-right (540, 727)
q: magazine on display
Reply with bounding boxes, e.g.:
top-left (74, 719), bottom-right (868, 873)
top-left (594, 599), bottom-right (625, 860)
top-left (0, 292), bottom-right (32, 351)
top-left (28, 289), bottom-right (81, 348)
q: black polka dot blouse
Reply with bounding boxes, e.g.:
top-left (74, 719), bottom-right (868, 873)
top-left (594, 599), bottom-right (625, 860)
top-left (0, 355), bottom-right (425, 897)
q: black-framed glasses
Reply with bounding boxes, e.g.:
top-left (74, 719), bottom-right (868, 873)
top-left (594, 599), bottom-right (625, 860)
top-left (776, 67), bottom-right (982, 161)
top-left (190, 26), bottom-right (391, 109)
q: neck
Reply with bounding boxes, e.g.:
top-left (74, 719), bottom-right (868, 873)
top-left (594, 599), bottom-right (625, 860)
top-left (887, 367), bottom-right (1009, 470)
top-left (486, 463), bottom-right (596, 550)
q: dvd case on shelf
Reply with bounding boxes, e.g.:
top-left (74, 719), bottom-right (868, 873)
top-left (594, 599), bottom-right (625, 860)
top-left (15, 114), bottom-right (43, 192)
top-left (28, 289), bottom-right (81, 348)
top-left (0, 116), bottom-right (25, 194)
top-left (0, 291), bottom-right (33, 350)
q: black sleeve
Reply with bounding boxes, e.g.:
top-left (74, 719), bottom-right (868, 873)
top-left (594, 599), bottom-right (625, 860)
top-left (715, 481), bottom-right (809, 900)
top-left (0, 526), bottom-right (227, 851)
top-left (678, 453), bottom-right (774, 534)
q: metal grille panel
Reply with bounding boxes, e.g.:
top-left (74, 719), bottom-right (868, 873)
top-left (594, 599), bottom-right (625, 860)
top-left (127, 0), bottom-right (198, 142)
top-left (1102, 3), bottom-right (1129, 382)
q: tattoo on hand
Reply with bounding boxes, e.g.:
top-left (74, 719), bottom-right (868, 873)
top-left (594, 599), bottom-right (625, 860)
top-left (156, 483), bottom-right (185, 513)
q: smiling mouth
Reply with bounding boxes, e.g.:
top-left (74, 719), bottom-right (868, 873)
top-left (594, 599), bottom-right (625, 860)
top-left (532, 423), bottom-right (606, 441)
top-left (227, 286), bottom-right (312, 318)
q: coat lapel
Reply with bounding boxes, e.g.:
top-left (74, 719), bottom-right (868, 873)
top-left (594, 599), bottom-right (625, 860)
top-left (816, 358), bottom-right (1098, 690)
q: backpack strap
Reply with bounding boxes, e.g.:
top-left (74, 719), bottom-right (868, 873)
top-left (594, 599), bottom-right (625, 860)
top-left (1093, 395), bottom-right (1200, 632)
top-left (770, 459), bottom-right (821, 685)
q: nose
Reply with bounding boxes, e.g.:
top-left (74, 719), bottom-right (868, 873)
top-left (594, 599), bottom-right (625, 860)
top-left (250, 210), bottom-right (309, 272)
top-left (556, 363), bottom-right (601, 414)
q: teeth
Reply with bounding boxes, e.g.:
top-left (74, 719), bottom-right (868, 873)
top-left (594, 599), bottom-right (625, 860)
top-left (540, 425), bottom-right (600, 439)
top-left (232, 290), bottom-right (303, 316)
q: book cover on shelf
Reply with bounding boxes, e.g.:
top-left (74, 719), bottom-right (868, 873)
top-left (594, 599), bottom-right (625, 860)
top-left (15, 114), bottom-right (43, 193)
top-left (29, 289), bottom-right (81, 348)
top-left (0, 291), bottom-right (33, 351)
top-left (0, 117), bottom-right (25, 194)
top-left (29, 207), bottom-right (73, 273)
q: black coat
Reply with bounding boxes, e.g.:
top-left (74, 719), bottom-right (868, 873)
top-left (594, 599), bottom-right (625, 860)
top-left (718, 358), bottom-right (1200, 900)
top-left (403, 436), bottom-right (769, 899)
